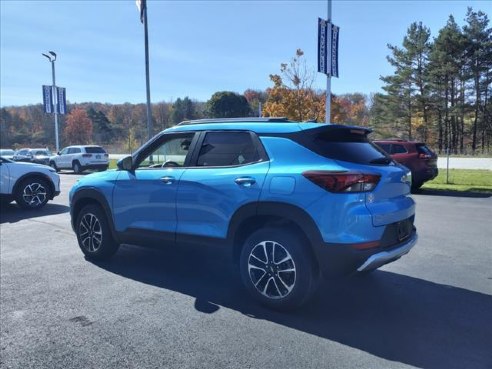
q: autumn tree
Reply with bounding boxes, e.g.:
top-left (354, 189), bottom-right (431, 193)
top-left (263, 49), bottom-right (325, 122)
top-left (64, 108), bottom-right (93, 145)
top-left (244, 89), bottom-right (268, 117)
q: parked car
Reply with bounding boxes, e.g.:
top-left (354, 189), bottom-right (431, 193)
top-left (0, 157), bottom-right (60, 209)
top-left (373, 139), bottom-right (438, 190)
top-left (50, 145), bottom-right (109, 173)
top-left (12, 148), bottom-right (52, 165)
top-left (0, 149), bottom-right (15, 160)
top-left (69, 118), bottom-right (417, 310)
top-left (12, 148), bottom-right (31, 162)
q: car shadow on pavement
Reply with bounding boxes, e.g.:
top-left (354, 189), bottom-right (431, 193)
top-left (0, 203), bottom-right (69, 224)
top-left (90, 243), bottom-right (492, 369)
top-left (416, 189), bottom-right (492, 198)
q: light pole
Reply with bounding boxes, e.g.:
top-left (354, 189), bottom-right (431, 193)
top-left (42, 51), bottom-right (59, 152)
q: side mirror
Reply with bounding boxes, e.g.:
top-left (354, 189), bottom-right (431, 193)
top-left (117, 155), bottom-right (133, 171)
top-left (57, 151), bottom-right (60, 155)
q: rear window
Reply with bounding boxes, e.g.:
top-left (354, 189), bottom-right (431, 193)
top-left (300, 129), bottom-right (392, 165)
top-left (85, 146), bottom-right (106, 154)
top-left (416, 144), bottom-right (433, 156)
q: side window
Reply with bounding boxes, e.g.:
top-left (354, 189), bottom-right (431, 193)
top-left (376, 143), bottom-right (391, 153)
top-left (391, 144), bottom-right (407, 154)
top-left (60, 148), bottom-right (69, 155)
top-left (136, 133), bottom-right (194, 169)
top-left (72, 148), bottom-right (82, 154)
top-left (196, 132), bottom-right (260, 167)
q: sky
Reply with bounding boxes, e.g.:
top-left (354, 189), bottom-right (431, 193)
top-left (0, 0), bottom-right (489, 107)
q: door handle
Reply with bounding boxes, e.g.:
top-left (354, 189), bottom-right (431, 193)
top-left (235, 177), bottom-right (256, 187)
top-left (160, 176), bottom-right (175, 184)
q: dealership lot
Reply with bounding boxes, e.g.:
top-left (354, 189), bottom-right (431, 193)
top-left (1, 174), bottom-right (491, 369)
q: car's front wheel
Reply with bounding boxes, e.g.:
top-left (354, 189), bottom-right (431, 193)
top-left (49, 161), bottom-right (59, 172)
top-left (76, 204), bottom-right (119, 260)
top-left (239, 228), bottom-right (317, 310)
top-left (15, 177), bottom-right (51, 210)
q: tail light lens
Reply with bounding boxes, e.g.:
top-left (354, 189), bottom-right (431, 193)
top-left (104, 153), bottom-right (109, 157)
top-left (82, 154), bottom-right (92, 158)
top-left (303, 171), bottom-right (380, 193)
top-left (418, 153), bottom-right (431, 159)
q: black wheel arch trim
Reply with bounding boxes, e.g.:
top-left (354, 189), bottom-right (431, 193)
top-left (70, 188), bottom-right (120, 243)
top-left (227, 201), bottom-right (325, 263)
top-left (13, 173), bottom-right (56, 200)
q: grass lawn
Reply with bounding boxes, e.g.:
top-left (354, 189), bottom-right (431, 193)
top-left (422, 169), bottom-right (492, 192)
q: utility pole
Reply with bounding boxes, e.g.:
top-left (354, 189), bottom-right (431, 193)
top-left (325, 0), bottom-right (332, 124)
top-left (42, 51), bottom-right (59, 152)
top-left (142, 1), bottom-right (153, 141)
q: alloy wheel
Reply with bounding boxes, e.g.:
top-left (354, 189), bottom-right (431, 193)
top-left (79, 213), bottom-right (103, 252)
top-left (247, 240), bottom-right (296, 299)
top-left (22, 182), bottom-right (47, 208)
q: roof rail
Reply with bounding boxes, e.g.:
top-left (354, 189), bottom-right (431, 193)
top-left (177, 117), bottom-right (291, 126)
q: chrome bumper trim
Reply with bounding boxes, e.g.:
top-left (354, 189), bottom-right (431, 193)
top-left (357, 233), bottom-right (418, 272)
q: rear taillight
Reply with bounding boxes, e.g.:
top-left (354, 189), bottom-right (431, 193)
top-left (104, 153), bottom-right (109, 157)
top-left (303, 171), bottom-right (380, 193)
top-left (418, 153), bottom-right (431, 159)
top-left (82, 154), bottom-right (92, 158)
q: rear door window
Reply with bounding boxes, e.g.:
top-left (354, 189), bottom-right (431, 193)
top-left (196, 132), bottom-right (261, 167)
top-left (391, 144), bottom-right (407, 154)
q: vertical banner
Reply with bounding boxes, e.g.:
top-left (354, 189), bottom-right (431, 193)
top-left (56, 87), bottom-right (67, 114)
top-left (42, 85), bottom-right (53, 113)
top-left (331, 24), bottom-right (340, 78)
top-left (317, 18), bottom-right (328, 75)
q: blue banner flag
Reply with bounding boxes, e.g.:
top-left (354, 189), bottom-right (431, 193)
top-left (42, 85), bottom-right (53, 114)
top-left (331, 24), bottom-right (340, 78)
top-left (57, 87), bottom-right (67, 115)
top-left (317, 18), bottom-right (328, 74)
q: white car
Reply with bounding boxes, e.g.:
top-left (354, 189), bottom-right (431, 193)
top-left (0, 157), bottom-right (60, 209)
top-left (49, 145), bottom-right (109, 173)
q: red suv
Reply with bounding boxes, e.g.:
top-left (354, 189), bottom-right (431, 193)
top-left (374, 140), bottom-right (438, 191)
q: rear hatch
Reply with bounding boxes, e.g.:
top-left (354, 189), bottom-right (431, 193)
top-left (296, 125), bottom-right (415, 227)
top-left (84, 146), bottom-right (108, 163)
top-left (416, 143), bottom-right (437, 168)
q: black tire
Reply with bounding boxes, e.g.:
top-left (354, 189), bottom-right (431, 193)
top-left (49, 161), bottom-right (59, 172)
top-left (73, 161), bottom-right (83, 174)
top-left (239, 228), bottom-right (317, 310)
top-left (15, 177), bottom-right (51, 210)
top-left (411, 181), bottom-right (423, 193)
top-left (76, 204), bottom-right (119, 260)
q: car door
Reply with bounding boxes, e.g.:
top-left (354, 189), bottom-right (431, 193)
top-left (112, 132), bottom-right (197, 241)
top-left (176, 131), bottom-right (270, 242)
top-left (57, 147), bottom-right (70, 168)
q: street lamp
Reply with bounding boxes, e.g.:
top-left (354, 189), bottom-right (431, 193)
top-left (42, 51), bottom-right (59, 152)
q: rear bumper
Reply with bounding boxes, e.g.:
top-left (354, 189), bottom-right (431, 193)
top-left (357, 232), bottom-right (417, 272)
top-left (314, 230), bottom-right (418, 278)
top-left (82, 163), bottom-right (108, 170)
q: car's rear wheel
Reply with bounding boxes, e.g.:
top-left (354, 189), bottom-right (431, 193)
top-left (239, 228), bottom-right (316, 310)
top-left (73, 161), bottom-right (83, 174)
top-left (15, 177), bottom-right (50, 210)
top-left (76, 204), bottom-right (119, 260)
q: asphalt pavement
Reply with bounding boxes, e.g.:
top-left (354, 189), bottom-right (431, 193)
top-left (1, 174), bottom-right (491, 369)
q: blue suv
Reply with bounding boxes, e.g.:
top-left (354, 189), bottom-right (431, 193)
top-left (69, 118), bottom-right (417, 309)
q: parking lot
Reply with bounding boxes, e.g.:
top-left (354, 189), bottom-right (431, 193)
top-left (1, 173), bottom-right (491, 369)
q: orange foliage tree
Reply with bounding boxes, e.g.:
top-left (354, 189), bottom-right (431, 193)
top-left (64, 108), bottom-right (93, 145)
